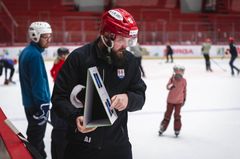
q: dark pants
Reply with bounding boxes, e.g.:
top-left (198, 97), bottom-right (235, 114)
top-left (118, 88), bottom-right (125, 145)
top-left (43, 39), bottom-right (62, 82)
top-left (166, 53), bottom-right (173, 63)
top-left (0, 60), bottom-right (3, 76)
top-left (24, 107), bottom-right (47, 159)
top-left (64, 141), bottom-right (132, 159)
top-left (51, 130), bottom-right (68, 159)
top-left (160, 103), bottom-right (182, 132)
top-left (0, 60), bottom-right (14, 81)
top-left (4, 62), bottom-right (15, 80)
top-left (203, 54), bottom-right (212, 71)
top-left (229, 55), bottom-right (239, 75)
top-left (51, 110), bottom-right (68, 159)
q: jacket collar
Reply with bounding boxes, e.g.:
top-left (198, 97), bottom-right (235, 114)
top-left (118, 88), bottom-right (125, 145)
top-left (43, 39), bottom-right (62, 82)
top-left (30, 41), bottom-right (45, 53)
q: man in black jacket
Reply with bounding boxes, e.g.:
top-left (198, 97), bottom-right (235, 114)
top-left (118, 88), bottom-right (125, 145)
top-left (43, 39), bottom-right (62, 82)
top-left (51, 8), bottom-right (146, 159)
top-left (165, 43), bottom-right (174, 63)
top-left (228, 37), bottom-right (239, 76)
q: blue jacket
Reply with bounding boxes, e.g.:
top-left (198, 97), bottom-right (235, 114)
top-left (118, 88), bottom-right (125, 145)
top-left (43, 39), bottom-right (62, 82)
top-left (19, 42), bottom-right (50, 109)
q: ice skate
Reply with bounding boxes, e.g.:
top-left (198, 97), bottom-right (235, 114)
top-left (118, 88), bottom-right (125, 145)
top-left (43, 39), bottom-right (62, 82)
top-left (175, 131), bottom-right (180, 137)
top-left (158, 130), bottom-right (163, 136)
top-left (9, 79), bottom-right (16, 84)
top-left (4, 79), bottom-right (9, 85)
top-left (158, 125), bottom-right (165, 136)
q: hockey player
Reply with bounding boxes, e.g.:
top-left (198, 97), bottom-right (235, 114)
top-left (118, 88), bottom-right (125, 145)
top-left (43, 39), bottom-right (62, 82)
top-left (51, 8), bottom-right (146, 159)
top-left (50, 47), bottom-right (69, 159)
top-left (201, 38), bottom-right (213, 72)
top-left (165, 43), bottom-right (174, 63)
top-left (0, 58), bottom-right (16, 85)
top-left (227, 37), bottom-right (239, 76)
top-left (19, 21), bottom-right (52, 158)
top-left (159, 65), bottom-right (187, 137)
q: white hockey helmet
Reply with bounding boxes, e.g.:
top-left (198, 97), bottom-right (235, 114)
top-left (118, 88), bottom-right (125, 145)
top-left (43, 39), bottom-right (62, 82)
top-left (28, 21), bottom-right (52, 43)
top-left (173, 65), bottom-right (185, 74)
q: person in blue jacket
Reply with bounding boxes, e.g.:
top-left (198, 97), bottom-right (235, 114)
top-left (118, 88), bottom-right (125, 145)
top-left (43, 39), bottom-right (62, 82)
top-left (18, 21), bottom-right (52, 159)
top-left (51, 8), bottom-right (146, 159)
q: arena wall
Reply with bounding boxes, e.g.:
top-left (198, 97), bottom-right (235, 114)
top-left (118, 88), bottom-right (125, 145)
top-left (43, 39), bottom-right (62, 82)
top-left (0, 45), bottom-right (239, 60)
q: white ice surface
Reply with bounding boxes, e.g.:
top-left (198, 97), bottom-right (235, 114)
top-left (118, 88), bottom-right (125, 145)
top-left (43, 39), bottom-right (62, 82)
top-left (1, 58), bottom-right (240, 159)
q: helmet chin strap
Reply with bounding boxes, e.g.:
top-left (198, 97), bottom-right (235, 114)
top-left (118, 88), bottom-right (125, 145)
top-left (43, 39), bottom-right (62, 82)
top-left (100, 35), bottom-right (114, 53)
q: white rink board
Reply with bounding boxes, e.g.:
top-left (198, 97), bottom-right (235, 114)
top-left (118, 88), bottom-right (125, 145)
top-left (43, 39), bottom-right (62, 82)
top-left (1, 45), bottom-right (239, 60)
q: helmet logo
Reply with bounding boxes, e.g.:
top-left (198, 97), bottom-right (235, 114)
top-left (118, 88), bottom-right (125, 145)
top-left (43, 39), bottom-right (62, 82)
top-left (108, 10), bottom-right (123, 21)
top-left (129, 30), bottom-right (138, 36)
top-left (127, 17), bottom-right (133, 24)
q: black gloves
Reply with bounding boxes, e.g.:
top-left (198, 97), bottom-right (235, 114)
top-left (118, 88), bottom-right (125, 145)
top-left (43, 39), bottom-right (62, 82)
top-left (32, 103), bottom-right (50, 125)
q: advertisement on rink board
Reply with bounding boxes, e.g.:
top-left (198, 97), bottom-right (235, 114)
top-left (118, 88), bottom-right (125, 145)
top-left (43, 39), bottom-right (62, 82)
top-left (0, 45), bottom-right (239, 60)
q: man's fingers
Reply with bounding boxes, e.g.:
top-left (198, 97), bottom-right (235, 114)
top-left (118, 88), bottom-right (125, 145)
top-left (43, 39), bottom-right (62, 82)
top-left (110, 95), bottom-right (118, 109)
top-left (76, 116), bottom-right (97, 133)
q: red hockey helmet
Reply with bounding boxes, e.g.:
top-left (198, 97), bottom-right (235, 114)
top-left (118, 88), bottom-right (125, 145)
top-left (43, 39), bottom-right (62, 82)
top-left (100, 8), bottom-right (138, 39)
top-left (228, 37), bottom-right (234, 42)
top-left (205, 38), bottom-right (211, 43)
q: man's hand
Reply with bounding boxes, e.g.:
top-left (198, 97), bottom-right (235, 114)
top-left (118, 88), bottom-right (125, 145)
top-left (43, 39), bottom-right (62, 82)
top-left (76, 116), bottom-right (97, 133)
top-left (110, 93), bottom-right (128, 111)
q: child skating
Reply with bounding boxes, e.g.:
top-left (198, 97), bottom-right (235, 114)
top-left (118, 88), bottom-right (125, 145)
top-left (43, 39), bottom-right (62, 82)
top-left (159, 65), bottom-right (187, 137)
top-left (50, 47), bottom-right (69, 81)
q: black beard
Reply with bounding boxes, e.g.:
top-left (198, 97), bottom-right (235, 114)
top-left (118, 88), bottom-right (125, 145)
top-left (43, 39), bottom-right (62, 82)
top-left (96, 37), bottom-right (126, 67)
top-left (99, 46), bottom-right (126, 67)
top-left (110, 49), bottom-right (126, 67)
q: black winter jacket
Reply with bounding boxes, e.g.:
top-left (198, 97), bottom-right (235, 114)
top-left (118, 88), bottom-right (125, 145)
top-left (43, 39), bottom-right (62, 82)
top-left (229, 43), bottom-right (238, 57)
top-left (51, 38), bottom-right (146, 149)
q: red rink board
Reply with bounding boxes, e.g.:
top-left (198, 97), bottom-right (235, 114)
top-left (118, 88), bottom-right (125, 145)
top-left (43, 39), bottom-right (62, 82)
top-left (0, 107), bottom-right (32, 159)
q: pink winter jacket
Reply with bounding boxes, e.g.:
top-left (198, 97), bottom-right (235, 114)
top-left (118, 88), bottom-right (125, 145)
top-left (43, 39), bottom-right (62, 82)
top-left (166, 76), bottom-right (187, 104)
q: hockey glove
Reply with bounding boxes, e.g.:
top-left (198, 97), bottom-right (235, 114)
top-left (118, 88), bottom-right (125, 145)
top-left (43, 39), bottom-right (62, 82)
top-left (33, 103), bottom-right (50, 126)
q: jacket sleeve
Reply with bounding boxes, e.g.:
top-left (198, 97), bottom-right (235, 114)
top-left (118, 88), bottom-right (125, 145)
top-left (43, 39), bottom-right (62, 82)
top-left (183, 79), bottom-right (187, 101)
top-left (50, 63), bottom-right (56, 80)
top-left (126, 59), bottom-right (147, 112)
top-left (30, 54), bottom-right (50, 107)
top-left (166, 75), bottom-right (174, 90)
top-left (51, 51), bottom-right (83, 127)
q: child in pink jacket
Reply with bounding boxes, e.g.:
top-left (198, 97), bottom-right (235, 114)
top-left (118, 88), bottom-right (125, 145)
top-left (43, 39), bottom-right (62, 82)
top-left (159, 65), bottom-right (187, 137)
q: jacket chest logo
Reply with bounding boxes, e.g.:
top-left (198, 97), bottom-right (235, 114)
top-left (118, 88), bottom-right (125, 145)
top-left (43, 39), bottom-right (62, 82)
top-left (117, 69), bottom-right (125, 79)
top-left (84, 136), bottom-right (91, 143)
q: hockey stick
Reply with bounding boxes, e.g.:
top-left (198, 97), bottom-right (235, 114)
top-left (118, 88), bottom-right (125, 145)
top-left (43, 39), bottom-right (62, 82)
top-left (211, 59), bottom-right (227, 72)
top-left (4, 119), bottom-right (43, 159)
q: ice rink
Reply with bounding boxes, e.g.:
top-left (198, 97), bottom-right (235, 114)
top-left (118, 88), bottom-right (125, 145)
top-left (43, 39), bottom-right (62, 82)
top-left (1, 58), bottom-right (240, 159)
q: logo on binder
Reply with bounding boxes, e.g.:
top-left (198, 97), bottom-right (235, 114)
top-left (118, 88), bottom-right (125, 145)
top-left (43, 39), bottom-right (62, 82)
top-left (117, 69), bottom-right (125, 79)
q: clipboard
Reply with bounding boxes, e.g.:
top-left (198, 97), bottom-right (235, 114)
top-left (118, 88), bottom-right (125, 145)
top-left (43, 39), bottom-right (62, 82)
top-left (83, 66), bottom-right (118, 128)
